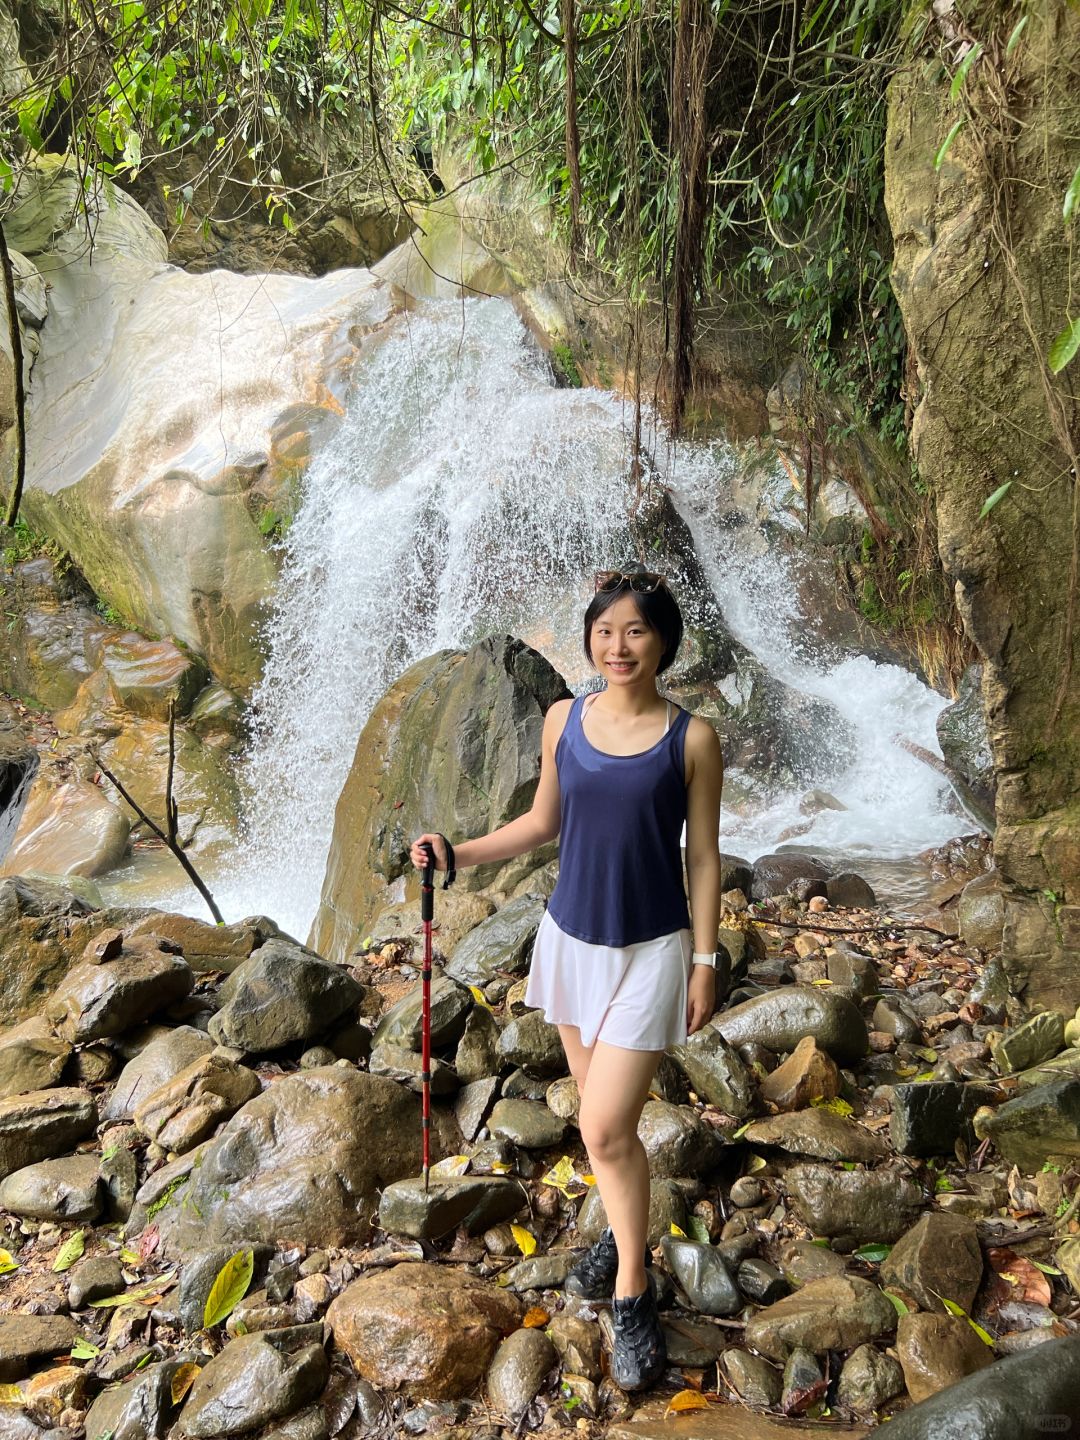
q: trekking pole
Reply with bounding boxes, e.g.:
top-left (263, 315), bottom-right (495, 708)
top-left (418, 841), bottom-right (435, 1193)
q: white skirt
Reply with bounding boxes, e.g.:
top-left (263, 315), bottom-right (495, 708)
top-left (523, 910), bottom-right (693, 1051)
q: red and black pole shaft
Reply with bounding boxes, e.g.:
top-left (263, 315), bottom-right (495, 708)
top-left (419, 841), bottom-right (435, 1192)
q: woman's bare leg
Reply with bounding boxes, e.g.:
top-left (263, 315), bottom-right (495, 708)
top-left (558, 1024), bottom-right (594, 1091)
top-left (576, 1042), bottom-right (662, 1299)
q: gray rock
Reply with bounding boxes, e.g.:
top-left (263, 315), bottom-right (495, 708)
top-left (976, 1078), bottom-right (1080, 1169)
top-left (991, 1012), bottom-right (1066, 1076)
top-left (879, 1212), bottom-right (983, 1315)
top-left (497, 1010), bottom-right (563, 1075)
top-left (486, 1326), bottom-right (557, 1416)
top-left (455, 1076), bottom-right (500, 1141)
top-left (890, 1081), bottom-right (995, 1156)
top-left (101, 1141), bottom-right (139, 1222)
top-left (454, 1006), bottom-right (500, 1083)
top-left (208, 942), bottom-right (364, 1053)
top-left (0, 1086), bottom-right (96, 1180)
top-left (744, 1275), bottom-right (897, 1361)
top-left (487, 1099), bottom-right (566, 1149)
top-left (68, 1254), bottom-right (126, 1307)
top-left (577, 1177), bottom-right (687, 1247)
top-left (0, 1016), bottom-right (71, 1099)
top-left (668, 1029), bottom-right (756, 1116)
top-left (785, 1164), bottom-right (924, 1244)
top-left (504, 1252), bottom-right (575, 1292)
top-left (657, 1316), bottom-right (726, 1367)
top-left (83, 1358), bottom-right (192, 1440)
top-left (719, 1349), bottom-right (782, 1407)
top-left (744, 1109), bottom-right (888, 1164)
top-left (104, 1025), bottom-right (215, 1123)
top-left (751, 854), bottom-right (829, 900)
top-left (826, 948), bottom-right (878, 999)
top-left (736, 1258), bottom-right (789, 1305)
top-left (373, 975), bottom-right (473, 1051)
top-left (782, 1346), bottom-right (824, 1414)
top-left (502, 1069), bottom-right (548, 1100)
top-left (778, 1238), bottom-right (849, 1287)
top-left (959, 872), bottom-right (1006, 953)
top-left (177, 1245), bottom-right (274, 1333)
top-left (45, 947), bottom-right (193, 1042)
top-left (0, 1153), bottom-right (102, 1220)
top-left (837, 1343), bottom-right (905, 1413)
top-left (827, 872), bottom-right (876, 909)
top-left (369, 1042), bottom-right (458, 1094)
top-left (637, 1099), bottom-right (726, 1177)
top-left (133, 1050), bottom-right (261, 1152)
top-left (260, 1407), bottom-right (329, 1440)
top-left (969, 957), bottom-right (1009, 1022)
top-left (873, 997), bottom-right (922, 1044)
top-left (0, 1313), bottom-right (78, 1380)
top-left (445, 896), bottom-right (547, 987)
top-left (126, 1141), bottom-right (210, 1236)
top-left (872, 1332), bottom-right (1080, 1439)
top-left (178, 1331), bottom-right (329, 1436)
top-left (714, 985), bottom-right (868, 1062)
top-left (660, 1236), bottom-right (741, 1316)
top-left (720, 854), bottom-right (754, 895)
top-left (379, 1176), bottom-right (525, 1240)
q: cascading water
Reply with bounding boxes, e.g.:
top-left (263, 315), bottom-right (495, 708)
top-left (186, 293), bottom-right (967, 938)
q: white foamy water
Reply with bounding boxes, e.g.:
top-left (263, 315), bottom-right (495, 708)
top-left (105, 294), bottom-right (968, 931)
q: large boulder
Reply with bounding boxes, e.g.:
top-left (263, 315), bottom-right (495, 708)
top-left (44, 942), bottom-right (193, 1042)
top-left (713, 986), bottom-right (868, 1063)
top-left (311, 635), bottom-right (569, 962)
top-left (151, 1068), bottom-right (455, 1253)
top-left (1, 778), bottom-right (130, 879)
top-left (207, 940), bottom-right (364, 1053)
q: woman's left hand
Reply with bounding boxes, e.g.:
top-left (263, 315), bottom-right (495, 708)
top-left (686, 965), bottom-right (716, 1035)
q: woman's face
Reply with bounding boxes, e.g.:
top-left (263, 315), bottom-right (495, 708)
top-left (590, 594), bottom-right (664, 685)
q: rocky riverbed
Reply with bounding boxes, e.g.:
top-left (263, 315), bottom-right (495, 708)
top-left (1, 867), bottom-right (1079, 1440)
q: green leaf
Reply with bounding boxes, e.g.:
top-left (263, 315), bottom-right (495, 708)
top-left (938, 1294), bottom-right (966, 1315)
top-left (979, 481), bottom-right (1012, 519)
top-left (0, 1248), bottom-right (18, 1276)
top-left (70, 1337), bottom-right (100, 1360)
top-left (1064, 165), bottom-right (1080, 223)
top-left (1048, 317), bottom-right (1080, 373)
top-left (1030, 1260), bottom-right (1063, 1276)
top-left (968, 1318), bottom-right (995, 1346)
top-left (203, 1250), bottom-right (254, 1329)
top-left (934, 118), bottom-right (965, 171)
top-left (687, 1215), bottom-right (711, 1245)
top-left (1005, 15), bottom-right (1028, 57)
top-left (89, 1270), bottom-right (177, 1306)
top-left (853, 1243), bottom-right (892, 1263)
top-left (53, 1230), bottom-right (86, 1273)
top-left (950, 42), bottom-right (982, 101)
top-left (883, 1289), bottom-right (910, 1316)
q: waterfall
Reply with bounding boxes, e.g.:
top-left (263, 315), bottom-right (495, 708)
top-left (187, 295), bottom-right (967, 938)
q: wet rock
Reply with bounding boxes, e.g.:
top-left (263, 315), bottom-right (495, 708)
top-left (827, 873), bottom-right (876, 909)
top-left (760, 1036), bottom-right (840, 1111)
top-left (504, 1253), bottom-right (574, 1291)
top-left (890, 1080), bottom-right (993, 1156)
top-left (502, 1069), bottom-right (548, 1100)
top-left (729, 1176), bottom-right (766, 1208)
top-left (781, 1347), bottom-right (824, 1414)
top-left (154, 1069), bottom-right (447, 1253)
top-left (720, 854), bottom-right (754, 894)
top-left (176, 1246), bottom-right (276, 1333)
top-left (1015, 1047), bottom-right (1080, 1090)
top-left (958, 872), bottom-right (1006, 953)
top-left (45, 947), bottom-right (193, 1042)
top-left (126, 911), bottom-right (263, 974)
top-left (714, 986), bottom-right (868, 1062)
top-left (454, 1005), bottom-right (500, 1084)
top-left (327, 1261), bottom-right (521, 1399)
top-left (968, 958), bottom-right (1009, 1023)
top-left (0, 1153), bottom-right (102, 1221)
top-left (669, 1029), bottom-right (756, 1116)
top-left (70, 1044), bottom-right (116, 1084)
top-left (826, 949), bottom-right (878, 999)
top-left (103, 1026), bottom-right (215, 1123)
top-left (991, 1012), bottom-right (1065, 1076)
top-left (976, 1078), bottom-right (1080, 1168)
top-left (101, 1140), bottom-right (139, 1222)
top-left (745, 1109), bottom-right (887, 1164)
top-left (373, 974), bottom-right (473, 1051)
top-left (837, 1343), bottom-right (905, 1413)
top-left (2, 777), bottom-right (130, 881)
top-left (486, 1326), bottom-right (557, 1416)
top-left (488, 1098), bottom-right (566, 1148)
top-left (546, 1076), bottom-right (580, 1121)
top-left (0, 1314), bottom-right (78, 1380)
top-left (0, 1017), bottom-right (71, 1099)
top-left (0, 1087), bottom-right (96, 1179)
top-left (895, 1311), bottom-right (993, 1403)
top-left (83, 1358), bottom-right (191, 1440)
top-left (736, 1259), bottom-right (789, 1305)
top-left (379, 1176), bottom-right (525, 1240)
top-left (497, 1010), bottom-right (563, 1075)
top-left (68, 1255), bottom-right (126, 1308)
top-left (548, 1312), bottom-right (602, 1380)
top-left (178, 1331), bottom-right (329, 1436)
top-left (719, 1349), bottom-right (783, 1407)
top-left (785, 1164), bottom-right (924, 1244)
top-left (872, 998), bottom-right (922, 1044)
top-left (660, 1236), bottom-right (741, 1316)
top-left (578, 1176), bottom-right (687, 1247)
top-left (445, 896), bottom-right (547, 987)
top-left (637, 1099), bottom-right (726, 1176)
top-left (455, 1076), bottom-right (500, 1141)
top-left (208, 942), bottom-right (364, 1053)
top-left (133, 1050), bottom-right (261, 1152)
top-left (879, 1213), bottom-right (983, 1315)
top-left (744, 1275), bottom-right (897, 1361)
top-left (778, 1238), bottom-right (849, 1287)
top-left (751, 855), bottom-right (829, 900)
top-left (369, 1042), bottom-right (458, 1094)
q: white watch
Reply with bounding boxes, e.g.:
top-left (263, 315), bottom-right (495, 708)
top-left (692, 951), bottom-right (717, 969)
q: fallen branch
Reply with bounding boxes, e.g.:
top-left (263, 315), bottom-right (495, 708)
top-left (747, 911), bottom-right (958, 943)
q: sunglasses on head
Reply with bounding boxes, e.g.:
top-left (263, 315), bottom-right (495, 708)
top-left (594, 568), bottom-right (668, 594)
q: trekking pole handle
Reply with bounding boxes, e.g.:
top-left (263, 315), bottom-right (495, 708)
top-left (419, 841), bottom-right (435, 922)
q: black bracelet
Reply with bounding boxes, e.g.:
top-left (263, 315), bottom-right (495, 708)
top-left (436, 833), bottom-right (457, 889)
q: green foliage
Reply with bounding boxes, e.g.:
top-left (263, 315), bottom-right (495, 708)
top-left (1, 518), bottom-right (66, 569)
top-left (550, 342), bottom-right (582, 388)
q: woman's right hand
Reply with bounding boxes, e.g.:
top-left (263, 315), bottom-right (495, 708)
top-left (410, 832), bottom-right (449, 873)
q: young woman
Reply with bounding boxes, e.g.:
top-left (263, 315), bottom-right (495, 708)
top-left (410, 564), bottom-right (724, 1392)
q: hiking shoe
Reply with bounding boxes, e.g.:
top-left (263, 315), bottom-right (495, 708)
top-left (564, 1227), bottom-right (652, 1301)
top-left (609, 1273), bottom-right (667, 1392)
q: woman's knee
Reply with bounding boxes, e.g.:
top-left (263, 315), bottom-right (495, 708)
top-left (579, 1107), bottom-right (635, 1162)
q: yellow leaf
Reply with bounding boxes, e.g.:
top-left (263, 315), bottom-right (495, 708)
top-left (203, 1251), bottom-right (254, 1329)
top-left (812, 1096), bottom-right (853, 1117)
top-left (523, 1307), bottom-right (550, 1327)
top-left (52, 1230), bottom-right (85, 1273)
top-left (0, 1382), bottom-right (23, 1403)
top-left (430, 1155), bottom-right (471, 1178)
top-left (170, 1362), bottom-right (202, 1405)
top-left (489, 1161), bottom-right (511, 1174)
top-left (580, 1174), bottom-right (596, 1186)
top-left (669, 1223), bottom-right (687, 1238)
top-left (119, 1248), bottom-right (141, 1265)
top-left (542, 1156), bottom-right (576, 1192)
top-left (0, 1249), bottom-right (18, 1277)
top-left (746, 1154), bottom-right (767, 1173)
top-left (89, 1270), bottom-right (177, 1307)
top-left (468, 986), bottom-right (493, 1011)
top-left (664, 1389), bottom-right (710, 1415)
top-left (511, 1225), bottom-right (537, 1258)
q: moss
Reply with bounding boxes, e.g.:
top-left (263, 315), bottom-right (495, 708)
top-left (0, 518), bottom-right (69, 572)
top-left (551, 342), bottom-right (582, 388)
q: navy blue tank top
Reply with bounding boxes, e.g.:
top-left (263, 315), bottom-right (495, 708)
top-left (546, 693), bottom-right (692, 946)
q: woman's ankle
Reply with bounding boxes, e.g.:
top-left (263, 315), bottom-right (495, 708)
top-left (614, 1266), bottom-right (649, 1301)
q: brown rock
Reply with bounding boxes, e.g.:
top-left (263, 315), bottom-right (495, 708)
top-left (326, 1262), bottom-right (521, 1398)
top-left (0, 1087), bottom-right (96, 1180)
top-left (760, 1037), bottom-right (840, 1111)
top-left (895, 1311), bottom-right (993, 1402)
top-left (133, 1050), bottom-right (261, 1153)
top-left (0, 1017), bottom-right (70, 1100)
top-left (45, 947), bottom-right (194, 1042)
top-left (743, 1276), bottom-right (896, 1361)
top-left (879, 1212), bottom-right (983, 1314)
top-left (126, 912), bottom-right (263, 973)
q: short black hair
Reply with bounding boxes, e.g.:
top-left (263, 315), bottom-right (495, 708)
top-left (583, 567), bottom-right (684, 675)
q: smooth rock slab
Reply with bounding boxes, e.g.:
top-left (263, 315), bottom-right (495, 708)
top-left (134, 1049), bottom-right (261, 1152)
top-left (744, 1109), bottom-right (888, 1164)
top-left (895, 1311), bottom-right (993, 1404)
top-left (378, 1176), bottom-right (526, 1240)
top-left (488, 1098), bottom-right (566, 1149)
top-left (45, 948), bottom-right (193, 1042)
top-left (785, 1164), bottom-right (924, 1244)
top-left (0, 1016), bottom-right (71, 1099)
top-left (208, 941), bottom-right (364, 1053)
top-left (445, 896), bottom-right (547, 987)
top-left (744, 1275), bottom-right (897, 1361)
top-left (0, 1153), bottom-right (102, 1220)
top-left (486, 1326), bottom-right (558, 1417)
top-left (103, 1025), bottom-right (215, 1123)
top-left (0, 1086), bottom-right (96, 1180)
top-left (372, 975), bottom-right (473, 1051)
top-left (713, 985), bottom-right (868, 1062)
top-left (879, 1212), bottom-right (983, 1314)
top-left (660, 1236), bottom-right (741, 1316)
top-left (0, 1314), bottom-right (79, 1381)
top-left (327, 1262), bottom-right (521, 1399)
top-left (178, 1331), bottom-right (329, 1437)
